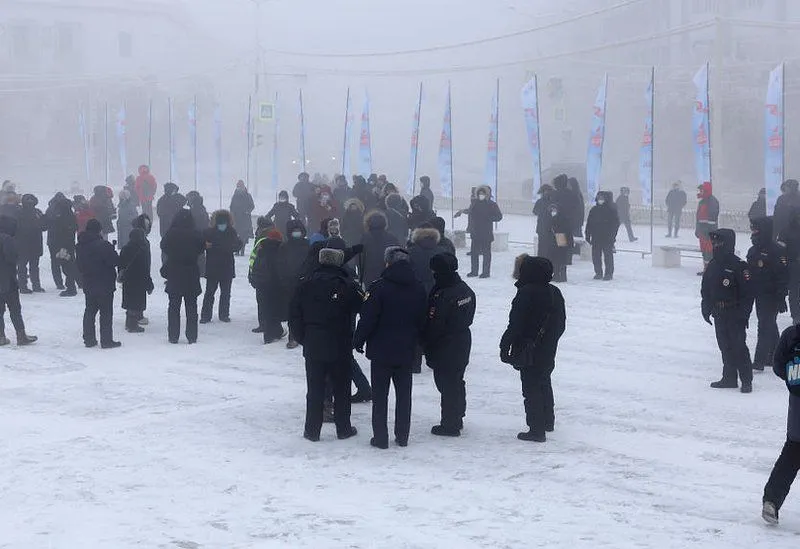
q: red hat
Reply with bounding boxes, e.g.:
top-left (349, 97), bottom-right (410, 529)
top-left (266, 229), bottom-right (283, 241)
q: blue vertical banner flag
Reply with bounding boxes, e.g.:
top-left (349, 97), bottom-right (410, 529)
top-left (272, 92), bottom-right (280, 194)
top-left (407, 82), bottom-right (423, 196)
top-left (438, 84), bottom-right (454, 199)
top-left (341, 88), bottom-right (353, 179)
top-left (357, 91), bottom-right (373, 178)
top-left (213, 102), bottom-right (223, 208)
top-left (484, 79), bottom-right (499, 198)
top-left (78, 105), bottom-right (91, 185)
top-left (116, 104), bottom-right (128, 178)
top-left (639, 69), bottom-right (654, 207)
top-left (586, 74), bottom-right (608, 201)
top-left (168, 97), bottom-right (176, 182)
top-left (521, 76), bottom-right (542, 200)
top-left (189, 97), bottom-right (198, 190)
top-left (692, 63), bottom-right (712, 187)
top-left (298, 89), bottom-right (307, 169)
top-left (765, 63), bottom-right (785, 216)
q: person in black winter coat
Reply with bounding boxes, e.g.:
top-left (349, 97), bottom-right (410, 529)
top-left (774, 180), bottom-right (800, 241)
top-left (533, 184), bottom-right (555, 260)
top-left (161, 210), bottom-right (205, 344)
top-left (424, 253), bottom-right (476, 436)
top-left (89, 186), bottom-right (116, 237)
top-left (542, 203), bottom-right (574, 283)
top-left (500, 255), bottom-right (566, 442)
top-left (749, 188), bottom-right (767, 223)
top-left (16, 194), bottom-right (47, 293)
top-left (230, 180), bottom-right (255, 254)
top-left (359, 210), bottom-right (400, 287)
top-left (293, 172), bottom-right (316, 225)
top-left (353, 247), bottom-right (428, 449)
top-left (585, 191), bottom-right (620, 281)
top-left (119, 227), bottom-right (154, 333)
top-left (116, 190), bottom-right (138, 250)
top-left (430, 216), bottom-right (456, 256)
top-left (250, 228), bottom-right (285, 343)
top-left (333, 175), bottom-right (355, 209)
top-left (408, 224), bottom-right (444, 374)
top-left (419, 176), bottom-right (435, 210)
top-left (46, 193), bottom-right (79, 296)
top-left (551, 174), bottom-right (579, 238)
top-left (665, 181), bottom-right (688, 237)
top-left (385, 193), bottom-right (410, 244)
top-left (289, 247), bottom-right (363, 442)
top-left (0, 192), bottom-right (20, 220)
top-left (701, 229), bottom-right (755, 392)
top-left (567, 178), bottom-right (585, 237)
top-left (266, 191), bottom-right (300, 240)
top-left (156, 182), bottom-right (183, 238)
top-left (408, 195), bottom-right (434, 231)
top-left (341, 199), bottom-right (365, 248)
top-left (201, 210), bottom-right (243, 323)
top-left (762, 324), bottom-right (800, 525)
top-left (0, 215), bottom-right (36, 346)
top-left (748, 217), bottom-right (789, 371)
top-left (354, 175), bottom-right (378, 213)
top-left (278, 219), bottom-right (309, 347)
top-left (457, 185), bottom-right (503, 278)
top-left (76, 219), bottom-right (120, 349)
top-left (616, 187), bottom-right (637, 242)
top-left (186, 191), bottom-right (210, 234)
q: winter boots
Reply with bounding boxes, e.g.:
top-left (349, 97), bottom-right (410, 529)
top-left (126, 313), bottom-right (145, 333)
top-left (431, 425), bottom-right (461, 437)
top-left (710, 379), bottom-right (739, 389)
top-left (16, 331), bottom-right (37, 346)
top-left (517, 430), bottom-right (546, 443)
top-left (762, 501), bottom-right (779, 525)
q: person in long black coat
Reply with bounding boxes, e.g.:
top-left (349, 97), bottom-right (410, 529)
top-left (186, 191), bottom-right (210, 234)
top-left (385, 194), bottom-right (409, 244)
top-left (616, 187), bottom-right (637, 242)
top-left (293, 172), bottom-right (316, 225)
top-left (16, 194), bottom-right (47, 293)
top-left (424, 253), bottom-right (476, 436)
top-left (419, 176), bottom-right (435, 210)
top-left (266, 191), bottom-right (300, 240)
top-left (118, 227), bottom-right (154, 333)
top-left (230, 181), bottom-right (255, 254)
top-left (542, 203), bottom-right (574, 283)
top-left (585, 191), bottom-right (620, 281)
top-left (76, 219), bottom-right (120, 349)
top-left (551, 174), bottom-right (578, 237)
top-left (341, 198), bottom-right (365, 248)
top-left (353, 247), bottom-right (428, 449)
top-left (533, 184), bottom-right (555, 261)
top-left (500, 255), bottom-right (566, 442)
top-left (0, 215), bottom-right (36, 346)
top-left (359, 210), bottom-right (400, 288)
top-left (161, 210), bottom-right (205, 344)
top-left (774, 179), bottom-right (800, 241)
top-left (116, 190), bottom-right (139, 250)
top-left (250, 228), bottom-right (285, 343)
top-left (279, 219), bottom-right (309, 348)
top-left (430, 216), bottom-right (456, 256)
top-left (567, 177), bottom-right (585, 237)
top-left (89, 185), bottom-right (116, 238)
top-left (46, 194), bottom-right (79, 296)
top-left (408, 195), bottom-right (435, 231)
top-left (408, 226), bottom-right (442, 296)
top-left (156, 182), bottom-right (183, 238)
top-left (458, 185), bottom-right (502, 278)
top-left (201, 210), bottom-right (243, 323)
top-left (665, 181), bottom-right (688, 238)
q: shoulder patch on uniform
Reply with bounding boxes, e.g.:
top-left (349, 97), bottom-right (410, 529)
top-left (722, 278), bottom-right (731, 287)
top-left (743, 269), bottom-right (751, 281)
top-left (457, 296), bottom-right (473, 307)
top-left (781, 256), bottom-right (789, 265)
top-left (778, 241), bottom-right (788, 248)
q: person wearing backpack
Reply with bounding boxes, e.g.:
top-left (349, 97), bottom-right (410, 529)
top-left (762, 325), bottom-right (800, 524)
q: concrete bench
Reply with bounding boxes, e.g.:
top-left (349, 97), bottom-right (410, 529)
top-left (653, 245), bottom-right (702, 268)
top-left (492, 232), bottom-right (509, 252)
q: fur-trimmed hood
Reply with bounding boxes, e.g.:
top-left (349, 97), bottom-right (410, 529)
top-left (364, 209), bottom-right (388, 232)
top-left (210, 209), bottom-right (233, 227)
top-left (344, 198), bottom-right (365, 213)
top-left (411, 227), bottom-right (441, 246)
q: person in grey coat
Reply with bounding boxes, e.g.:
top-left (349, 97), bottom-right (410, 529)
top-left (116, 190), bottom-right (139, 250)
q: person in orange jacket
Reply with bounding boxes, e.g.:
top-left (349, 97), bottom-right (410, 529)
top-left (134, 165), bottom-right (157, 219)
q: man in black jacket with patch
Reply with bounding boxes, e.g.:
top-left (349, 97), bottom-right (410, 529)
top-left (16, 194), bottom-right (47, 293)
top-left (354, 246), bottom-right (427, 449)
top-left (0, 215), bottom-right (37, 346)
top-left (76, 219), bottom-right (120, 349)
top-left (201, 210), bottom-right (243, 324)
top-left (748, 217), bottom-right (789, 371)
top-left (46, 193), bottom-right (79, 296)
top-left (424, 253), bottom-right (475, 437)
top-left (701, 229), bottom-right (754, 392)
top-left (500, 255), bottom-right (566, 442)
top-left (289, 247), bottom-right (363, 442)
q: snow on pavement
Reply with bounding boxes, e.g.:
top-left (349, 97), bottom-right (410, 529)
top-left (0, 214), bottom-right (797, 548)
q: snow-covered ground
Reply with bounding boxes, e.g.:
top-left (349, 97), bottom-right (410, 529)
top-left (0, 214), bottom-right (797, 548)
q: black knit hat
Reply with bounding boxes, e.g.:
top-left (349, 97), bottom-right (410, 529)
top-left (430, 252), bottom-right (458, 274)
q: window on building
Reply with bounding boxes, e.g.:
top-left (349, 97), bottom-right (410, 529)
top-left (11, 25), bottom-right (31, 60)
top-left (118, 31), bottom-right (132, 58)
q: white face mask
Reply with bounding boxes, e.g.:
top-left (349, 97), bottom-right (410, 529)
top-left (477, 194), bottom-right (487, 201)
top-left (598, 199), bottom-right (605, 205)
top-left (550, 210), bottom-right (557, 217)
top-left (279, 198), bottom-right (288, 203)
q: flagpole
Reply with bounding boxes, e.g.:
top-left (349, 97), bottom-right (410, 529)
top-left (534, 75), bottom-right (543, 196)
top-left (782, 61), bottom-right (786, 187)
top-left (495, 77), bottom-right (500, 203)
top-left (413, 82), bottom-right (422, 197)
top-left (650, 66), bottom-right (655, 256)
top-left (147, 99), bottom-right (153, 167)
top-left (168, 97), bottom-right (174, 182)
top-left (246, 95), bottom-right (253, 188)
top-left (193, 95), bottom-right (198, 191)
top-left (449, 81), bottom-right (455, 231)
top-left (706, 61), bottom-right (713, 185)
top-left (299, 89), bottom-right (306, 168)
top-left (104, 101), bottom-right (109, 185)
top-left (342, 87), bottom-right (350, 175)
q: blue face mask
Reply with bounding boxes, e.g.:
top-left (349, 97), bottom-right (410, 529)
top-left (217, 224), bottom-right (227, 232)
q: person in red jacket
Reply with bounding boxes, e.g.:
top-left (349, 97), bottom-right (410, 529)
top-left (73, 195), bottom-right (94, 234)
top-left (135, 165), bottom-right (157, 220)
top-left (695, 181), bottom-right (720, 276)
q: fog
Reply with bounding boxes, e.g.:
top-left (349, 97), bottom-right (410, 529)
top-left (1, 0), bottom-right (797, 211)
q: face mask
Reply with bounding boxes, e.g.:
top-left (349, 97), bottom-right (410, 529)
top-left (598, 199), bottom-right (605, 205)
top-left (217, 224), bottom-right (227, 232)
top-left (291, 231), bottom-right (303, 239)
top-left (550, 211), bottom-right (557, 217)
top-left (477, 194), bottom-right (487, 201)
top-left (321, 195), bottom-right (330, 204)
top-left (279, 198), bottom-right (288, 203)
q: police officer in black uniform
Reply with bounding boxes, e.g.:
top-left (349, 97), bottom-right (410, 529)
top-left (289, 247), bottom-right (364, 442)
top-left (701, 228), bottom-right (755, 393)
top-left (747, 217), bottom-right (789, 371)
top-left (423, 253), bottom-right (476, 437)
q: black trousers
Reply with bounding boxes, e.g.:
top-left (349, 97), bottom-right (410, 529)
top-left (432, 362), bottom-right (468, 430)
top-left (49, 246), bottom-right (77, 291)
top-left (591, 244), bottom-right (614, 277)
top-left (470, 240), bottom-right (491, 276)
top-left (168, 294), bottom-right (198, 343)
top-left (352, 357), bottom-right (371, 395)
top-left (754, 295), bottom-right (780, 367)
top-left (83, 293), bottom-right (114, 345)
top-left (0, 289), bottom-right (25, 335)
top-left (305, 358), bottom-right (353, 438)
top-left (667, 210), bottom-right (682, 236)
top-left (764, 440), bottom-right (800, 510)
top-left (201, 276), bottom-right (232, 321)
top-left (371, 362), bottom-right (413, 445)
top-left (713, 312), bottom-right (753, 385)
top-left (256, 287), bottom-right (283, 341)
top-left (520, 367), bottom-right (555, 435)
top-left (18, 256), bottom-right (41, 290)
